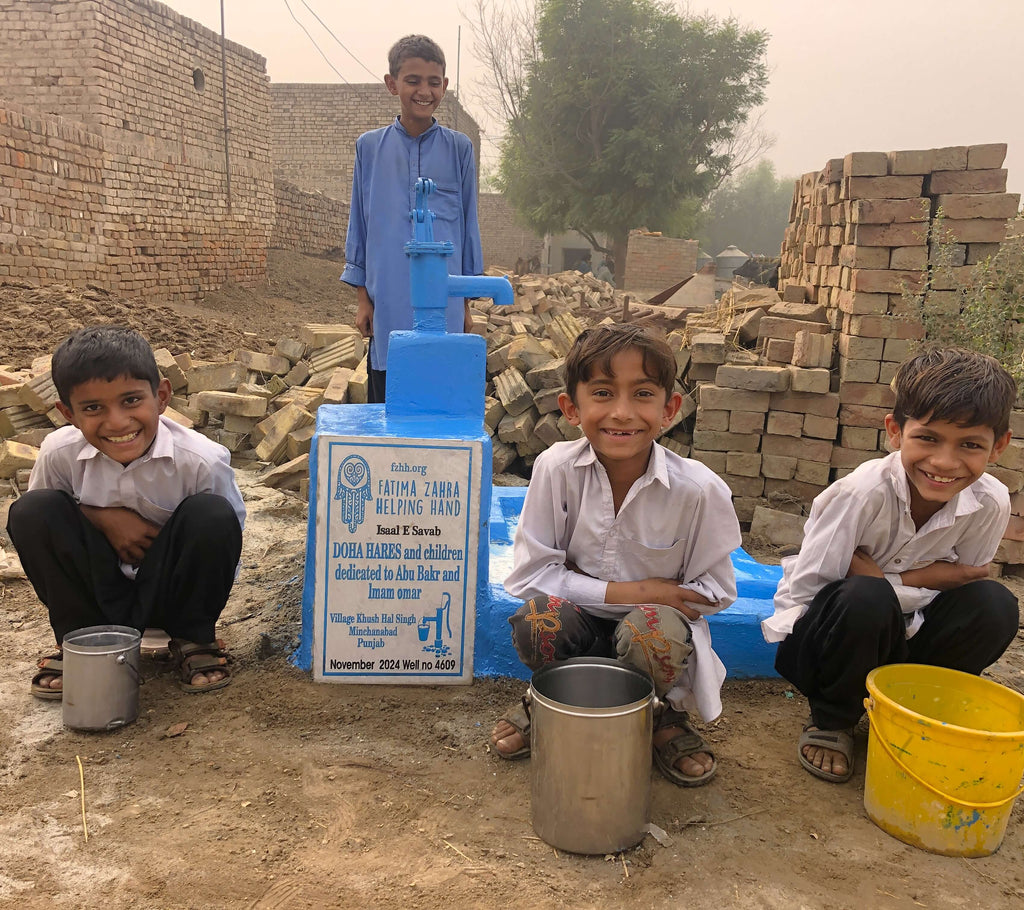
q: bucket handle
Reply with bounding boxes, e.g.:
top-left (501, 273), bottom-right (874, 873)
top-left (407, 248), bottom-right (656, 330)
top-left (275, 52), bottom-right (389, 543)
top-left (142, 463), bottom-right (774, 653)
top-left (117, 653), bottom-right (145, 687)
top-left (864, 698), bottom-right (1024, 810)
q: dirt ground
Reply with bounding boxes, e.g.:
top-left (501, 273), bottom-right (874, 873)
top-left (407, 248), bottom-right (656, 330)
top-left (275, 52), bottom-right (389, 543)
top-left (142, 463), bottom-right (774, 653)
top-left (3, 252), bottom-right (1024, 909)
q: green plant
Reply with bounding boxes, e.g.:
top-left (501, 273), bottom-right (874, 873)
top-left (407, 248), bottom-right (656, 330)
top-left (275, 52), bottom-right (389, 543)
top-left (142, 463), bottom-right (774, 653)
top-left (903, 212), bottom-right (1024, 383)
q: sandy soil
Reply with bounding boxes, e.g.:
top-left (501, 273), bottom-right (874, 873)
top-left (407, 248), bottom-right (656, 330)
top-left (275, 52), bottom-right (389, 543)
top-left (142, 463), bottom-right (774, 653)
top-left (2, 253), bottom-right (1024, 909)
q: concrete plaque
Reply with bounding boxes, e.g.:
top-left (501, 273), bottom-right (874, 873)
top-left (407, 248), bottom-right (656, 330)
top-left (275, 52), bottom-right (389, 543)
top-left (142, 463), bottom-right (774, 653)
top-left (312, 436), bottom-right (480, 683)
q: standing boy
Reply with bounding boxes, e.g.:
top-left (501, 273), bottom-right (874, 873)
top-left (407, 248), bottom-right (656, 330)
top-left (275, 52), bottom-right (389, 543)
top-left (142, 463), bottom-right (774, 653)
top-left (7, 326), bottom-right (246, 698)
top-left (765, 347), bottom-right (1019, 783)
top-left (490, 325), bottom-right (741, 786)
top-left (341, 34), bottom-right (483, 403)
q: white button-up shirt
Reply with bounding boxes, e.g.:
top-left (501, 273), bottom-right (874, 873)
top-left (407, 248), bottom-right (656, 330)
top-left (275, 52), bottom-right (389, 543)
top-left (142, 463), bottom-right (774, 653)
top-left (764, 451), bottom-right (1009, 643)
top-left (29, 415), bottom-right (246, 578)
top-left (504, 437), bottom-right (741, 720)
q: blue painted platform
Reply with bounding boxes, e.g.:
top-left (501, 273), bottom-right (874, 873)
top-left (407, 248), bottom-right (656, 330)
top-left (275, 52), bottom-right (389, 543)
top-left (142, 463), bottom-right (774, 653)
top-left (478, 487), bottom-right (781, 680)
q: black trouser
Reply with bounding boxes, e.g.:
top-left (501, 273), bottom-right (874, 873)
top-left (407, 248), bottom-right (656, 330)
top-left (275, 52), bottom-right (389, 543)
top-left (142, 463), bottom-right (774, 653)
top-left (7, 490), bottom-right (242, 646)
top-left (775, 575), bottom-right (1019, 730)
top-left (367, 336), bottom-right (387, 404)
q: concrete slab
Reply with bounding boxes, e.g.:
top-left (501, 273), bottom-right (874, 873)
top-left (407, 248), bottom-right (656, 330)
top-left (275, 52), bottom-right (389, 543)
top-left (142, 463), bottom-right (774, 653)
top-left (479, 487), bottom-right (781, 680)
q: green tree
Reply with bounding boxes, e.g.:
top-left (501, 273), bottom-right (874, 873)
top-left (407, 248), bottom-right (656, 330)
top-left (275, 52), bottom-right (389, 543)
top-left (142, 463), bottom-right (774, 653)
top-left (472, 0), bottom-right (769, 280)
top-left (700, 160), bottom-right (794, 258)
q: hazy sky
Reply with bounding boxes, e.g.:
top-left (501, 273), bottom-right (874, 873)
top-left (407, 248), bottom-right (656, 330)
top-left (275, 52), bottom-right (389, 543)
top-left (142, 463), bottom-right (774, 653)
top-left (164, 0), bottom-right (1022, 194)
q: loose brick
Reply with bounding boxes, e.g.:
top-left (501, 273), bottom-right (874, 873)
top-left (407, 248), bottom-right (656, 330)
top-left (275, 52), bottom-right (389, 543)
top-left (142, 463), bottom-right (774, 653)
top-left (850, 222), bottom-right (928, 247)
top-left (839, 403), bottom-right (890, 428)
top-left (715, 365), bottom-right (791, 392)
top-left (729, 410), bottom-right (766, 434)
top-left (842, 175), bottom-right (923, 200)
top-left (770, 391), bottom-right (840, 418)
top-left (726, 452), bottom-right (762, 477)
top-left (761, 454), bottom-right (797, 480)
top-left (761, 434), bottom-right (833, 463)
top-left (699, 385), bottom-right (771, 413)
top-left (691, 430), bottom-right (761, 453)
top-left (689, 449), bottom-right (727, 472)
top-left (721, 473), bottom-right (765, 498)
top-left (804, 414), bottom-right (838, 440)
top-left (886, 149), bottom-right (935, 175)
top-left (847, 197), bottom-right (929, 224)
top-left (695, 407), bottom-right (730, 432)
top-left (788, 366), bottom-right (831, 394)
top-left (966, 143), bottom-right (1007, 170)
top-left (766, 411), bottom-right (803, 437)
top-left (926, 169), bottom-right (1007, 195)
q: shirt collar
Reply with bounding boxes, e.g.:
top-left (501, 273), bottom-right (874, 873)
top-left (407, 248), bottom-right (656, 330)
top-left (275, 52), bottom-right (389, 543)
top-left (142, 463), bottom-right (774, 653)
top-left (887, 449), bottom-right (983, 525)
top-left (573, 439), bottom-right (670, 490)
top-left (393, 116), bottom-right (438, 139)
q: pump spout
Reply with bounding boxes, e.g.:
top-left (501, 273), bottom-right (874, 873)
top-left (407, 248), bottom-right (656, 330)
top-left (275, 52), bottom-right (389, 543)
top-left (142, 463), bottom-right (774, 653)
top-left (447, 274), bottom-right (514, 308)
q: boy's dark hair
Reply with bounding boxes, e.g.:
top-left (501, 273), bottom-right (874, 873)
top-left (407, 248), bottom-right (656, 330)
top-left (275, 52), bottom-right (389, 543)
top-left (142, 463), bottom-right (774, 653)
top-left (892, 346), bottom-right (1018, 437)
top-left (388, 35), bottom-right (446, 77)
top-left (563, 324), bottom-right (676, 403)
top-left (51, 325), bottom-right (160, 405)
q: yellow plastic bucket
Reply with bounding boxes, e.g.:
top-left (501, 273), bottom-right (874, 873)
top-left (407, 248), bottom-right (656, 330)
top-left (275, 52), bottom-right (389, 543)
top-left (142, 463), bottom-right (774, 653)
top-left (864, 664), bottom-right (1024, 857)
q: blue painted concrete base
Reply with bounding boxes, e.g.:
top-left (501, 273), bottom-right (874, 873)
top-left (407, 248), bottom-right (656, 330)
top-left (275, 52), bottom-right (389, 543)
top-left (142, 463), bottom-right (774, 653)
top-left (297, 466), bottom-right (782, 679)
top-left (482, 487), bottom-right (781, 680)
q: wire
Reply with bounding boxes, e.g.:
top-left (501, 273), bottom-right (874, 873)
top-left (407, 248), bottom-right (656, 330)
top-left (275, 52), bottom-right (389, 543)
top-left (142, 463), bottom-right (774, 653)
top-left (300, 0), bottom-right (379, 81)
top-left (281, 0), bottom-right (348, 83)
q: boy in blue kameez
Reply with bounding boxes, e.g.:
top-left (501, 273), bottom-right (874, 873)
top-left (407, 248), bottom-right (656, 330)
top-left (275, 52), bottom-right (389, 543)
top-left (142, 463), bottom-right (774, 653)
top-left (341, 34), bottom-right (483, 403)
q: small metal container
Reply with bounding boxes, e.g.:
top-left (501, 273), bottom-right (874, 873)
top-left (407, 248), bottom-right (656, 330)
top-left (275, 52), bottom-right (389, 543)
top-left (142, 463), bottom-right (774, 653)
top-left (62, 625), bottom-right (141, 732)
top-left (529, 657), bottom-right (657, 854)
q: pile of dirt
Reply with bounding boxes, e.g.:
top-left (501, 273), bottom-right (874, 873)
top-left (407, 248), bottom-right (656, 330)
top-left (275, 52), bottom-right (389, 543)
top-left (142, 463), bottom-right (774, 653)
top-left (0, 250), bottom-right (358, 369)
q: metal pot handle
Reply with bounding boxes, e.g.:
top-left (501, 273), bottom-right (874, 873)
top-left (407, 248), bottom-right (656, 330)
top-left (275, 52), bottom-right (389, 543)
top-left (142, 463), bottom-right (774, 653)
top-left (116, 653), bottom-right (145, 686)
top-left (521, 690), bottom-right (531, 721)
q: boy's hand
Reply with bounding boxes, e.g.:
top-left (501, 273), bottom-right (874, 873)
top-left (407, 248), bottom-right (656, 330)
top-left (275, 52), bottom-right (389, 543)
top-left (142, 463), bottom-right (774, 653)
top-left (607, 578), bottom-right (714, 621)
top-left (899, 560), bottom-right (991, 590)
top-left (847, 548), bottom-right (884, 578)
top-left (355, 287), bottom-right (374, 338)
top-left (81, 505), bottom-right (160, 566)
top-left (463, 300), bottom-right (474, 333)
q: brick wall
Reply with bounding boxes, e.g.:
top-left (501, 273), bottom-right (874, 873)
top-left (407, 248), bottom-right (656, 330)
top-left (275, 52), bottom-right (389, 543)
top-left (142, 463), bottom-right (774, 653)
top-left (623, 233), bottom-right (698, 295)
top-left (269, 84), bottom-right (480, 204)
top-left (0, 0), bottom-right (274, 300)
top-left (478, 193), bottom-right (543, 269)
top-left (271, 181), bottom-right (349, 255)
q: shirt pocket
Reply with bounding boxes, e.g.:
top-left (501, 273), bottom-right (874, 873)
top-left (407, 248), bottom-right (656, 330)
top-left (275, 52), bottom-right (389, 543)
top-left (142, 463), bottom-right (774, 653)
top-left (430, 184), bottom-right (462, 223)
top-left (135, 495), bottom-right (175, 528)
top-left (618, 536), bottom-right (688, 580)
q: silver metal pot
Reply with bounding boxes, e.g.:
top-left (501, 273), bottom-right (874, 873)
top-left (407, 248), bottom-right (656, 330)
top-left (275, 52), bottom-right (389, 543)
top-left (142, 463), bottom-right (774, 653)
top-left (62, 625), bottom-right (141, 731)
top-left (529, 657), bottom-right (658, 854)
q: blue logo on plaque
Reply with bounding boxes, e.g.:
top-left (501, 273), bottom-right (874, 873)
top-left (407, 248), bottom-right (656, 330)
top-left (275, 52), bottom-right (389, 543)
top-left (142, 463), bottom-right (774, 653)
top-left (418, 593), bottom-right (452, 657)
top-left (334, 454), bottom-right (372, 532)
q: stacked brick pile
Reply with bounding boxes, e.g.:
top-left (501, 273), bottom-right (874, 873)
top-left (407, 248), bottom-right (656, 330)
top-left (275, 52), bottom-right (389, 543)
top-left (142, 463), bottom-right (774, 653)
top-left (0, 270), bottom-right (688, 497)
top-left (0, 324), bottom-right (370, 498)
top-left (778, 145), bottom-right (1019, 478)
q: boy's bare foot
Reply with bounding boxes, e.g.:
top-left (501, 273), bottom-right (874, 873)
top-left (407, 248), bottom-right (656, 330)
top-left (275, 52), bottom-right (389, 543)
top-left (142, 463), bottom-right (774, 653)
top-left (30, 653), bottom-right (64, 700)
top-left (653, 725), bottom-right (714, 777)
top-left (652, 708), bottom-right (717, 787)
top-left (490, 720), bottom-right (526, 756)
top-left (169, 639), bottom-right (232, 693)
top-left (489, 700), bottom-right (531, 760)
top-left (797, 724), bottom-right (854, 783)
top-left (801, 730), bottom-right (849, 777)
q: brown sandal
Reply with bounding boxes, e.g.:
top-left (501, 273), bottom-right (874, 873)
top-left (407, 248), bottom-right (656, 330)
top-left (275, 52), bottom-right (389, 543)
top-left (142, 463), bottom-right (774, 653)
top-left (653, 707), bottom-right (717, 787)
top-left (169, 639), bottom-right (232, 693)
top-left (31, 652), bottom-right (63, 701)
top-left (490, 699), bottom-right (531, 760)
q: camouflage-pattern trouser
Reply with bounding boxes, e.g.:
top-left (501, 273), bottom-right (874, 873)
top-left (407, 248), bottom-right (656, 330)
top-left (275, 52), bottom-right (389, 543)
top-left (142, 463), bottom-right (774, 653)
top-left (508, 594), bottom-right (693, 696)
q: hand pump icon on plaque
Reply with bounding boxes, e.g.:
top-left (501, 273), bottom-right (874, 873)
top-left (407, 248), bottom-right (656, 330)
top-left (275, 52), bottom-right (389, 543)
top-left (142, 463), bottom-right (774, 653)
top-left (418, 593), bottom-right (452, 657)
